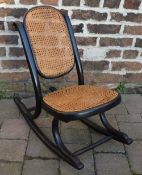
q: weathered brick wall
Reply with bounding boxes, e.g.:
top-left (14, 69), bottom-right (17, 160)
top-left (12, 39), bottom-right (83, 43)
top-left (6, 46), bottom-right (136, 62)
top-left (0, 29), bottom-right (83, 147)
top-left (0, 0), bottom-right (142, 95)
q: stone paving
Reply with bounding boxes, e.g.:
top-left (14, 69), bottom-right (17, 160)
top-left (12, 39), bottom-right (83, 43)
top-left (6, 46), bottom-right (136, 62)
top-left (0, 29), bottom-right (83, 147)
top-left (0, 94), bottom-right (142, 175)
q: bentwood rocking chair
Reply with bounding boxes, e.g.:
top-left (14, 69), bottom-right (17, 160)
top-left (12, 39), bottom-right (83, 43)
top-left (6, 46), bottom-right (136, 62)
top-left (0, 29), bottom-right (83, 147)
top-left (14, 6), bottom-right (133, 170)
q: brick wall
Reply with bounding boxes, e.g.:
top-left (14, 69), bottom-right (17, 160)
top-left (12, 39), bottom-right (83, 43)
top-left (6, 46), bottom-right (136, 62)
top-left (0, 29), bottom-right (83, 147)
top-left (0, 0), bottom-right (142, 95)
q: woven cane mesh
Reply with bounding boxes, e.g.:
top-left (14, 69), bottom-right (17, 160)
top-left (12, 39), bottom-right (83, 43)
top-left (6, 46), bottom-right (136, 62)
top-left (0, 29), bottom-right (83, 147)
top-left (43, 85), bottom-right (118, 112)
top-left (25, 6), bottom-right (74, 77)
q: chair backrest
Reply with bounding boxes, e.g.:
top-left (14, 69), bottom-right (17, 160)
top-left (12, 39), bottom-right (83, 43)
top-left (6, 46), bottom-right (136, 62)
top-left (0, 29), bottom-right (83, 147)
top-left (24, 6), bottom-right (75, 78)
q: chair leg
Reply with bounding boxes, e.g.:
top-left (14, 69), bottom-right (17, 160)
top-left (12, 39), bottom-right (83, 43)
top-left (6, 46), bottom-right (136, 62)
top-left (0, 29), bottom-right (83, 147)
top-left (13, 94), bottom-right (84, 170)
top-left (99, 113), bottom-right (133, 144)
top-left (81, 113), bottom-right (133, 145)
top-left (52, 118), bottom-right (84, 169)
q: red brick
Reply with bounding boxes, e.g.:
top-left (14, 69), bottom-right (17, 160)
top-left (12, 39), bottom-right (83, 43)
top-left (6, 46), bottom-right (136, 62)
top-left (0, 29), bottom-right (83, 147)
top-left (72, 10), bottom-right (107, 20)
top-left (0, 21), bottom-right (4, 30)
top-left (100, 38), bottom-right (132, 47)
top-left (124, 73), bottom-right (142, 83)
top-left (79, 49), bottom-right (84, 57)
top-left (82, 62), bottom-right (94, 71)
top-left (76, 37), bottom-right (97, 46)
top-left (7, 22), bottom-right (15, 31)
top-left (84, 0), bottom-right (100, 7)
top-left (126, 13), bottom-right (142, 23)
top-left (56, 77), bottom-right (67, 84)
top-left (106, 50), bottom-right (121, 58)
top-left (0, 72), bottom-right (30, 82)
top-left (0, 0), bottom-right (15, 3)
top-left (82, 71), bottom-right (94, 84)
top-left (82, 61), bottom-right (109, 71)
top-left (135, 39), bottom-right (142, 48)
top-left (73, 24), bottom-right (84, 33)
top-left (93, 73), bottom-right (123, 83)
top-left (112, 62), bottom-right (142, 71)
top-left (9, 47), bottom-right (24, 57)
top-left (123, 50), bottom-right (138, 59)
top-left (103, 0), bottom-right (121, 8)
top-left (66, 66), bottom-right (98, 84)
top-left (111, 12), bottom-right (124, 22)
top-left (0, 47), bottom-right (6, 56)
top-left (1, 60), bottom-right (28, 69)
top-left (62, 0), bottom-right (80, 6)
top-left (111, 12), bottom-right (142, 23)
top-left (94, 61), bottom-right (109, 71)
top-left (66, 70), bottom-right (78, 82)
top-left (124, 26), bottom-right (142, 35)
top-left (40, 0), bottom-right (58, 5)
top-left (0, 8), bottom-right (27, 18)
top-left (20, 0), bottom-right (37, 4)
top-left (87, 24), bottom-right (121, 34)
top-left (0, 35), bottom-right (18, 44)
top-left (65, 68), bottom-right (93, 84)
top-left (124, 0), bottom-right (141, 9)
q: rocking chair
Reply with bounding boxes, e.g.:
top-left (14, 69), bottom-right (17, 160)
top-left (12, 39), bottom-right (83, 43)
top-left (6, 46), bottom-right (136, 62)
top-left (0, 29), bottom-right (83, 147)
top-left (14, 6), bottom-right (133, 170)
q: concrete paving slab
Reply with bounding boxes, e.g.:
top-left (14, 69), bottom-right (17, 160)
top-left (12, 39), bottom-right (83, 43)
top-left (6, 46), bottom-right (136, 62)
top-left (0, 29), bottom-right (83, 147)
top-left (91, 132), bottom-right (125, 153)
top-left (126, 141), bottom-right (142, 174)
top-left (119, 123), bottom-right (142, 140)
top-left (0, 162), bottom-right (22, 175)
top-left (61, 128), bottom-right (91, 144)
top-left (106, 103), bottom-right (128, 115)
top-left (0, 119), bottom-right (30, 140)
top-left (0, 99), bottom-right (20, 119)
top-left (22, 159), bottom-right (59, 175)
top-left (116, 114), bottom-right (142, 123)
top-left (95, 153), bottom-right (132, 175)
top-left (0, 139), bottom-right (27, 162)
top-left (26, 129), bottom-right (57, 158)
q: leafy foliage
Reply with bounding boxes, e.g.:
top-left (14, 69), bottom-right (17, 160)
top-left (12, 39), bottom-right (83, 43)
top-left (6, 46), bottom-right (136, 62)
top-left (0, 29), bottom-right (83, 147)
top-left (116, 82), bottom-right (126, 93)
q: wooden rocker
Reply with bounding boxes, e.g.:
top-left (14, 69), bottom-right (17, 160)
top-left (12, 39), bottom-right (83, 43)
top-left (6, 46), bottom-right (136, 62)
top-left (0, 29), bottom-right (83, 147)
top-left (14, 6), bottom-right (133, 170)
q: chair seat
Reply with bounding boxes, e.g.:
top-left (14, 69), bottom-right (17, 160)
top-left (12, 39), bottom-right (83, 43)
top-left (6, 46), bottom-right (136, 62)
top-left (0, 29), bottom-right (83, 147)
top-left (43, 85), bottom-right (119, 113)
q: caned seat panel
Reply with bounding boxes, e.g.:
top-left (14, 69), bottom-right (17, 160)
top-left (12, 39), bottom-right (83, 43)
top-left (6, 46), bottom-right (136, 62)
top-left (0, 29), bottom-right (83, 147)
top-left (24, 6), bottom-right (74, 78)
top-left (43, 85), bottom-right (119, 113)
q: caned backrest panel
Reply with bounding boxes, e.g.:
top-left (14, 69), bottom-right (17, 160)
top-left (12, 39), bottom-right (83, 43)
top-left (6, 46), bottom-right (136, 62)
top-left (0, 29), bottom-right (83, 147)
top-left (24, 6), bottom-right (74, 78)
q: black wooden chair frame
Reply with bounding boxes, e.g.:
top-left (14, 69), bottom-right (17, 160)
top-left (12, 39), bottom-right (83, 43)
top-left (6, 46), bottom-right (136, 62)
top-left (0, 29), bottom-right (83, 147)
top-left (14, 7), bottom-right (133, 170)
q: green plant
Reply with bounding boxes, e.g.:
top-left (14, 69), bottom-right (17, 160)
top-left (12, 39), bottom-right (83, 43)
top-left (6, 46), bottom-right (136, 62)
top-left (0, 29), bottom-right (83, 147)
top-left (116, 82), bottom-right (126, 93)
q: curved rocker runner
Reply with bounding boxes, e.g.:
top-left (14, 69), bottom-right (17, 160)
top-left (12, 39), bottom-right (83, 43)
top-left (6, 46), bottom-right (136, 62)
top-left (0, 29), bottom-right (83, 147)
top-left (13, 6), bottom-right (133, 170)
